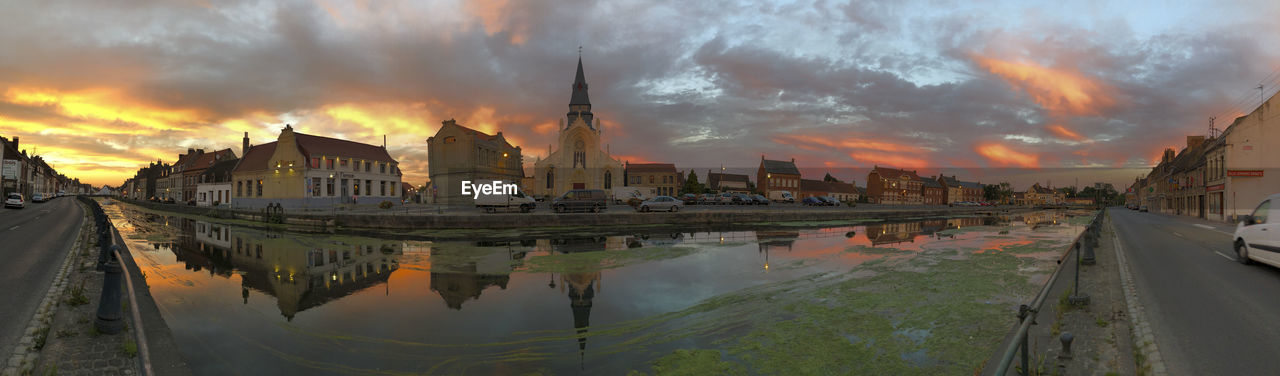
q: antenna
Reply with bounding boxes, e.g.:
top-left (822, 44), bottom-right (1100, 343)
top-left (1209, 116), bottom-right (1218, 138)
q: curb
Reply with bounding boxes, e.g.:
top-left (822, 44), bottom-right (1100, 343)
top-left (1, 204), bottom-right (87, 376)
top-left (1110, 215), bottom-right (1169, 376)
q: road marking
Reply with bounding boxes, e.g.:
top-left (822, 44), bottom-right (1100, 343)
top-left (1173, 232), bottom-right (1184, 238)
top-left (7, 225), bottom-right (17, 230)
top-left (1187, 222), bottom-right (1233, 236)
top-left (1215, 251), bottom-right (1236, 261)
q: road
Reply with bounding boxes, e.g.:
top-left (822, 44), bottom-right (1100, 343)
top-left (0, 197), bottom-right (84, 357)
top-left (1111, 208), bottom-right (1280, 375)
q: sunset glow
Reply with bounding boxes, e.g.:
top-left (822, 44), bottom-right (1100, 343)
top-left (973, 56), bottom-right (1117, 117)
top-left (976, 143), bottom-right (1041, 168)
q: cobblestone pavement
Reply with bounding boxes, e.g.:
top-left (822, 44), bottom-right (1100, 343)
top-left (25, 215), bottom-right (140, 376)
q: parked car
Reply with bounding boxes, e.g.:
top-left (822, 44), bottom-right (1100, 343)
top-left (637, 196), bottom-right (682, 212)
top-left (4, 193), bottom-right (24, 209)
top-left (731, 193), bottom-right (752, 205)
top-left (1139, 205), bottom-right (1148, 212)
top-left (819, 196), bottom-right (841, 206)
top-left (552, 189), bottom-right (608, 213)
top-left (163, 197), bottom-right (176, 204)
top-left (1234, 194), bottom-right (1280, 268)
top-left (31, 193), bottom-right (45, 203)
top-left (681, 194), bottom-right (699, 205)
top-left (802, 196), bottom-right (824, 206)
top-left (476, 190), bottom-right (537, 213)
top-left (769, 190), bottom-right (795, 203)
top-left (752, 194), bottom-right (770, 205)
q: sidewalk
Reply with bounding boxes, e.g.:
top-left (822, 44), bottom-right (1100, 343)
top-left (27, 214), bottom-right (141, 376)
top-left (1016, 211), bottom-right (1141, 375)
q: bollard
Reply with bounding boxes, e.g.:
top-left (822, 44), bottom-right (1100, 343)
top-left (1059, 332), bottom-right (1075, 359)
top-left (97, 237), bottom-right (115, 270)
top-left (1081, 228), bottom-right (1097, 265)
top-left (95, 259), bottom-right (126, 334)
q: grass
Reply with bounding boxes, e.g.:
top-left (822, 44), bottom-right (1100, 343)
top-left (1096, 317), bottom-right (1109, 328)
top-left (31, 327), bottom-right (50, 350)
top-left (55, 329), bottom-right (76, 338)
top-left (64, 280), bottom-right (89, 306)
top-left (43, 364), bottom-right (57, 376)
top-left (121, 339), bottom-right (138, 358)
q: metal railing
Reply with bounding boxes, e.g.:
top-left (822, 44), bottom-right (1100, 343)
top-left (77, 196), bottom-right (154, 376)
top-left (992, 208), bottom-right (1105, 375)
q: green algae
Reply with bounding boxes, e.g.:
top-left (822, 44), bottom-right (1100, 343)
top-left (843, 245), bottom-right (913, 255)
top-left (629, 349), bottom-right (747, 376)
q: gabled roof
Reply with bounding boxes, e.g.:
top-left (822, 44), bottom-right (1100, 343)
top-left (626, 163), bottom-right (676, 174)
top-left (921, 178), bottom-right (943, 188)
top-left (708, 172), bottom-right (750, 188)
top-left (186, 149), bottom-right (236, 174)
top-left (939, 175), bottom-right (983, 189)
top-left (870, 166), bottom-right (921, 181)
top-left (800, 179), bottom-right (858, 193)
top-left (294, 133), bottom-right (395, 164)
top-left (439, 120), bottom-right (515, 149)
top-left (761, 158), bottom-right (801, 175)
top-left (1029, 183), bottom-right (1056, 194)
top-left (233, 141), bottom-right (278, 173)
top-left (200, 158), bottom-right (239, 183)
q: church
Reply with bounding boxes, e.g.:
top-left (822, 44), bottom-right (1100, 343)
top-left (530, 56), bottom-right (624, 198)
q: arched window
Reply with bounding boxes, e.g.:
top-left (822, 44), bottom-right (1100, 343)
top-left (546, 169), bottom-right (554, 189)
top-left (604, 170), bottom-right (612, 189)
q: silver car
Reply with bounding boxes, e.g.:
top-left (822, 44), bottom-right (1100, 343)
top-left (637, 195), bottom-right (682, 212)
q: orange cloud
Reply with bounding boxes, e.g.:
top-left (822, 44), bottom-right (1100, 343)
top-left (973, 56), bottom-right (1116, 116)
top-left (462, 0), bottom-right (529, 45)
top-left (976, 143), bottom-right (1040, 168)
top-left (771, 134), bottom-right (931, 168)
top-left (846, 152), bottom-right (928, 169)
top-left (1046, 124), bottom-right (1085, 142)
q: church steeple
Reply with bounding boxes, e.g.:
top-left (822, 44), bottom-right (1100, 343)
top-left (567, 54), bottom-right (594, 128)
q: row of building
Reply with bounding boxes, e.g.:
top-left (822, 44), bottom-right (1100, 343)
top-left (1, 136), bottom-right (93, 198)
top-left (116, 55), bottom-right (1081, 209)
top-left (122, 125), bottom-right (409, 210)
top-left (1127, 89), bottom-right (1280, 222)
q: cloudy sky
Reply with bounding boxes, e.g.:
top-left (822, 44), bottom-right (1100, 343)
top-left (2, 0), bottom-right (1278, 188)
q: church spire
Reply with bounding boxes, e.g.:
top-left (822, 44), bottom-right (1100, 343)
top-left (569, 56), bottom-right (591, 107)
top-left (567, 52), bottom-right (594, 128)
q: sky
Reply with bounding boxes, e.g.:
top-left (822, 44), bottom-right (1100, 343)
top-left (1, 0), bottom-right (1278, 189)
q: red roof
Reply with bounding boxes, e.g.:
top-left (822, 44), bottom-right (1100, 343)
top-left (233, 141), bottom-right (278, 173)
top-left (234, 131), bottom-right (396, 173)
top-left (626, 163), bottom-right (677, 173)
top-left (184, 149), bottom-right (236, 174)
top-left (870, 166), bottom-right (922, 181)
top-left (447, 121), bottom-right (514, 148)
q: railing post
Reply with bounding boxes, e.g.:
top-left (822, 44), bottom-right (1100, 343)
top-left (96, 253), bottom-right (125, 334)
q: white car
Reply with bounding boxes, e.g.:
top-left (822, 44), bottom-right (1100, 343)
top-left (637, 196), bottom-right (682, 212)
top-left (4, 193), bottom-right (24, 209)
top-left (1234, 193), bottom-right (1280, 268)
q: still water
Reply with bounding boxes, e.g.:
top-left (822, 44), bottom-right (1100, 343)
top-left (102, 202), bottom-right (1091, 375)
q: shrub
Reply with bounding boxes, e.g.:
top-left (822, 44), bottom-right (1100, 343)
top-left (378, 201), bottom-right (394, 209)
top-left (212, 200), bottom-right (220, 206)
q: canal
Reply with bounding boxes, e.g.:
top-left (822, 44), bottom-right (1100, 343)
top-left (102, 201), bottom-right (1093, 375)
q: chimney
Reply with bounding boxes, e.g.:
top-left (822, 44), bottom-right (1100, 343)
top-left (11, 136), bottom-right (17, 150)
top-left (1186, 135), bottom-right (1205, 149)
top-left (187, 148), bottom-right (195, 155)
top-left (242, 132), bottom-right (250, 156)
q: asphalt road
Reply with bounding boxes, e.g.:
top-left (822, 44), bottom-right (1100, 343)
top-left (0, 197), bottom-right (84, 358)
top-left (1111, 208), bottom-right (1280, 375)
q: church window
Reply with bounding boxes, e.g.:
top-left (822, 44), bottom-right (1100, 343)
top-left (604, 171), bottom-right (612, 189)
top-left (546, 169), bottom-right (554, 189)
top-left (443, 136), bottom-right (456, 144)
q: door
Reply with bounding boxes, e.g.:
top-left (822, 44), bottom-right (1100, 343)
top-left (341, 179), bottom-right (349, 202)
top-left (1243, 200), bottom-right (1279, 264)
top-left (573, 183), bottom-right (585, 189)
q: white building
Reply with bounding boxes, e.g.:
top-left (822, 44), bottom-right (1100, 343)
top-left (1203, 91), bottom-right (1280, 222)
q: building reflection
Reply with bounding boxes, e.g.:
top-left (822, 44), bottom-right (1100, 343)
top-left (1019, 211), bottom-right (1067, 229)
top-left (866, 221), bottom-right (923, 245)
top-left (427, 241), bottom-right (516, 310)
top-left (171, 218), bottom-right (402, 320)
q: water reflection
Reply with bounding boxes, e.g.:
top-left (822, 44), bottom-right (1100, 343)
top-left (104, 203), bottom-right (1091, 375)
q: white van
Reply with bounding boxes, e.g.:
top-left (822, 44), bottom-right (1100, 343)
top-left (1234, 193), bottom-right (1280, 268)
top-left (612, 186), bottom-right (657, 204)
top-left (768, 190), bottom-right (795, 203)
top-left (476, 191), bottom-right (536, 213)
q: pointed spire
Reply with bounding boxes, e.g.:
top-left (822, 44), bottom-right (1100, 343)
top-left (569, 55), bottom-right (590, 106)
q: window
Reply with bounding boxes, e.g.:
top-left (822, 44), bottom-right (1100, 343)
top-left (380, 181), bottom-right (386, 196)
top-left (365, 161), bottom-right (371, 172)
top-left (256, 179), bottom-right (263, 196)
top-left (443, 136), bottom-right (455, 144)
top-left (327, 158), bottom-right (335, 169)
top-left (604, 171), bottom-right (612, 189)
top-left (340, 159), bottom-right (348, 167)
top-left (311, 157), bottom-right (320, 168)
top-left (546, 170), bottom-right (554, 189)
top-left (1250, 200), bottom-right (1270, 225)
top-left (649, 175), bottom-right (654, 184)
top-left (353, 159), bottom-right (359, 171)
top-left (312, 179), bottom-right (320, 197)
top-left (354, 181), bottom-right (360, 196)
top-left (380, 163), bottom-right (386, 174)
top-left (237, 181), bottom-right (243, 196)
top-left (326, 178), bottom-right (334, 196)
top-left (365, 180), bottom-right (371, 195)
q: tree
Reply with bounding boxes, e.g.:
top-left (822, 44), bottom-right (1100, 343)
top-left (682, 170), bottom-right (705, 194)
top-left (823, 173), bottom-right (840, 183)
top-left (1057, 186), bottom-right (1078, 198)
top-left (984, 182), bottom-right (1014, 202)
